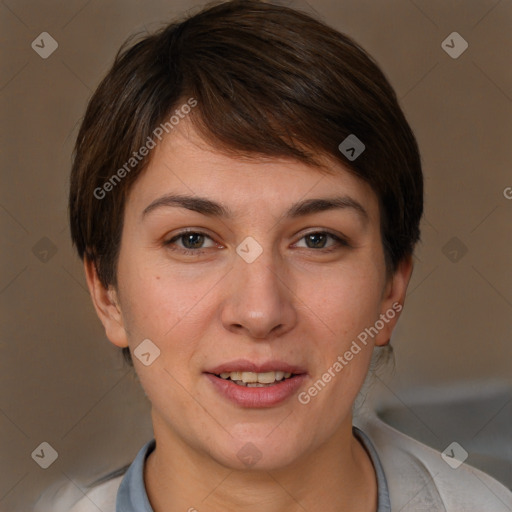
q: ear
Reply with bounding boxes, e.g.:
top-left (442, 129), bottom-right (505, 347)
top-left (83, 258), bottom-right (129, 348)
top-left (374, 254), bottom-right (414, 347)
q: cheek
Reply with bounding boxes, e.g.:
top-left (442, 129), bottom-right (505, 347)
top-left (307, 259), bottom-right (384, 339)
top-left (120, 277), bottom-right (174, 338)
top-left (118, 271), bottom-right (205, 394)
top-left (118, 259), bottom-right (218, 355)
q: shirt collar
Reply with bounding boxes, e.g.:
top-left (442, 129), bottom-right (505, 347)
top-left (116, 427), bottom-right (390, 512)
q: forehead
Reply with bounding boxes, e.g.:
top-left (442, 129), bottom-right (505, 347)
top-left (126, 124), bottom-right (380, 224)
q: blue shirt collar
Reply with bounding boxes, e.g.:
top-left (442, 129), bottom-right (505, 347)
top-left (116, 427), bottom-right (391, 512)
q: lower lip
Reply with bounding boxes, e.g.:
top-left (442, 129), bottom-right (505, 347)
top-left (204, 373), bottom-right (307, 408)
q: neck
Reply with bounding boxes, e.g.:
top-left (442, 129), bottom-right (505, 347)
top-left (144, 411), bottom-right (377, 512)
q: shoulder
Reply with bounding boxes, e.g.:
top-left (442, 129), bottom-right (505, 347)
top-left (68, 476), bottom-right (123, 512)
top-left (34, 440), bottom-right (153, 512)
top-left (33, 475), bottom-right (123, 512)
top-left (356, 412), bottom-right (512, 512)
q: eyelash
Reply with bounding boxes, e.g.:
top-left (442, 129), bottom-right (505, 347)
top-left (163, 229), bottom-right (350, 256)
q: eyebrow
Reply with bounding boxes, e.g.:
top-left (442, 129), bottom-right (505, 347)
top-left (142, 193), bottom-right (368, 224)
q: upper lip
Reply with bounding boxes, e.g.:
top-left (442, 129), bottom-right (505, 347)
top-left (206, 359), bottom-right (307, 375)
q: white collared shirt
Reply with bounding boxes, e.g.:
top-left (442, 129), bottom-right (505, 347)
top-left (35, 413), bottom-right (512, 511)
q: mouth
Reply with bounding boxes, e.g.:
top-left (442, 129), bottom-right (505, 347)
top-left (204, 361), bottom-right (308, 407)
top-left (211, 370), bottom-right (299, 387)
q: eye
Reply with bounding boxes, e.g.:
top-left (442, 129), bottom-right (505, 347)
top-left (163, 229), bottom-right (349, 257)
top-left (294, 231), bottom-right (349, 251)
top-left (164, 230), bottom-right (218, 255)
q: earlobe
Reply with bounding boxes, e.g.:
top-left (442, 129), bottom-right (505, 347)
top-left (83, 258), bottom-right (129, 348)
top-left (374, 255), bottom-right (414, 347)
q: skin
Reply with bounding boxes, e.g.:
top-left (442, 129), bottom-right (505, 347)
top-left (85, 121), bottom-right (413, 512)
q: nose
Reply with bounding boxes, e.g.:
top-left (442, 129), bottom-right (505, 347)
top-left (220, 249), bottom-right (297, 340)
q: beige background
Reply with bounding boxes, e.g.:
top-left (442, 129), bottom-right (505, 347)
top-left (1, 0), bottom-right (511, 510)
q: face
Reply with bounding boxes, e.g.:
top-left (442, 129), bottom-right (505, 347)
top-left (87, 123), bottom-right (411, 471)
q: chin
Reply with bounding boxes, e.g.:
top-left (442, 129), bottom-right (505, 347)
top-left (209, 430), bottom-right (307, 472)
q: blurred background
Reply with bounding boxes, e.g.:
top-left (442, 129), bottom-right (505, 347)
top-left (1, 0), bottom-right (511, 510)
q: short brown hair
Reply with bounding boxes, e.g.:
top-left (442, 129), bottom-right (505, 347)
top-left (69, 0), bottom-right (423, 365)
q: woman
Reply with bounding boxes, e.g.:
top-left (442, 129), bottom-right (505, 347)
top-left (60, 1), bottom-right (511, 510)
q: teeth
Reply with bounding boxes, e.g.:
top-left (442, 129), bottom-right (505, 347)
top-left (233, 381), bottom-right (272, 387)
top-left (242, 372), bottom-right (258, 383)
top-left (257, 371), bottom-right (276, 384)
top-left (218, 370), bottom-right (295, 384)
